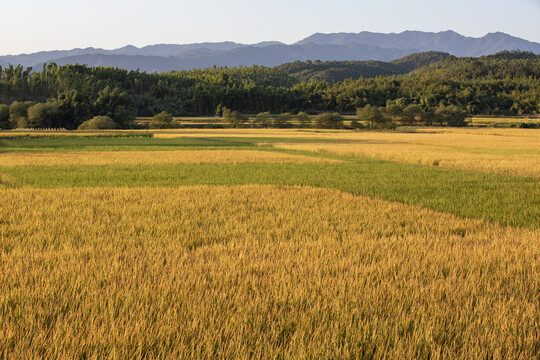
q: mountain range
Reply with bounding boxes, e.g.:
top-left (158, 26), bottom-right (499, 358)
top-left (1, 30), bottom-right (539, 73)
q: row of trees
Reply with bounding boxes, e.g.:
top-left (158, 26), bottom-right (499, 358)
top-left (202, 103), bottom-right (467, 129)
top-left (0, 86), bottom-right (135, 129)
top-left (0, 52), bottom-right (539, 129)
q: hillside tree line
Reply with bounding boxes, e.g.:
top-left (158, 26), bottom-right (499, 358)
top-left (0, 51), bottom-right (538, 129)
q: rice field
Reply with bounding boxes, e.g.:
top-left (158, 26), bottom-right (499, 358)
top-left (0, 128), bottom-right (539, 359)
top-left (468, 116), bottom-right (540, 127)
top-left (0, 150), bottom-right (342, 167)
top-left (266, 128), bottom-right (540, 176)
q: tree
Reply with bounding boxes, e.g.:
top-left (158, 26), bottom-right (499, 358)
top-left (446, 105), bottom-right (468, 127)
top-left (313, 112), bottom-right (344, 129)
top-left (273, 112), bottom-right (292, 128)
top-left (402, 104), bottom-right (423, 126)
top-left (78, 116), bottom-right (117, 130)
top-left (296, 112), bottom-right (311, 128)
top-left (215, 104), bottom-right (223, 117)
top-left (350, 118), bottom-right (364, 130)
top-left (434, 105), bottom-right (468, 127)
top-left (93, 86), bottom-right (136, 128)
top-left (55, 90), bottom-right (90, 130)
top-left (421, 109), bottom-right (435, 126)
top-left (150, 111), bottom-right (174, 129)
top-left (27, 102), bottom-right (61, 128)
top-left (357, 105), bottom-right (386, 129)
top-left (253, 112), bottom-right (272, 128)
top-left (0, 105), bottom-right (10, 129)
top-left (383, 102), bottom-right (404, 125)
top-left (222, 107), bottom-right (246, 128)
top-left (9, 101), bottom-right (33, 127)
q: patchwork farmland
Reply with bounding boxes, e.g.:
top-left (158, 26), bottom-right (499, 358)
top-left (0, 128), bottom-right (539, 358)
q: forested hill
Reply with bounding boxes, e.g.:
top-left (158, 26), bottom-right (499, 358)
top-left (411, 50), bottom-right (540, 79)
top-left (0, 51), bottom-right (539, 130)
top-left (277, 52), bottom-right (449, 83)
top-left (389, 51), bottom-right (451, 72)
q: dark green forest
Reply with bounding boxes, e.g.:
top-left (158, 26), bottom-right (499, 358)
top-left (0, 51), bottom-right (539, 129)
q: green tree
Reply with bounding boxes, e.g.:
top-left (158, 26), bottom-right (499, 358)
top-left (27, 102), bottom-right (61, 128)
top-left (274, 112), bottom-right (292, 128)
top-left (434, 105), bottom-right (468, 127)
top-left (313, 113), bottom-right (344, 129)
top-left (403, 104), bottom-right (423, 126)
top-left (421, 109), bottom-right (435, 126)
top-left (9, 101), bottom-right (33, 127)
top-left (0, 104), bottom-right (10, 129)
top-left (357, 105), bottom-right (386, 129)
top-left (78, 116), bottom-right (117, 130)
top-left (222, 107), bottom-right (246, 128)
top-left (93, 86), bottom-right (136, 128)
top-left (253, 112), bottom-right (272, 128)
top-left (150, 111), bottom-right (174, 129)
top-left (296, 111), bottom-right (311, 128)
top-left (350, 118), bottom-right (364, 130)
top-left (55, 90), bottom-right (90, 130)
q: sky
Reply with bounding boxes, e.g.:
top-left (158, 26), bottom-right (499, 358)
top-left (0, 0), bottom-right (539, 55)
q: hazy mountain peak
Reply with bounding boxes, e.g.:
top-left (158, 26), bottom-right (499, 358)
top-left (0, 30), bottom-right (538, 73)
top-left (295, 30), bottom-right (540, 56)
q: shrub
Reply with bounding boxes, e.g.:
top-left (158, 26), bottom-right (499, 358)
top-left (9, 101), bottom-right (33, 128)
top-left (357, 105), bottom-right (394, 129)
top-left (222, 107), bottom-right (247, 128)
top-left (253, 112), bottom-right (272, 128)
top-left (296, 112), bottom-right (311, 128)
top-left (313, 113), bottom-right (344, 129)
top-left (150, 111), bottom-right (174, 129)
top-left (273, 113), bottom-right (292, 128)
top-left (350, 119), bottom-right (365, 130)
top-left (78, 116), bottom-right (117, 130)
top-left (434, 105), bottom-right (468, 127)
top-left (14, 116), bottom-right (29, 129)
top-left (27, 102), bottom-right (60, 128)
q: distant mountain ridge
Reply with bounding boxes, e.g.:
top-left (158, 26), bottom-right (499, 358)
top-left (296, 30), bottom-right (540, 57)
top-left (1, 30), bottom-right (539, 73)
top-left (29, 44), bottom-right (415, 73)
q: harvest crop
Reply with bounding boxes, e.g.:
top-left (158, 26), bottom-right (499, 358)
top-left (0, 128), bottom-right (538, 359)
top-left (0, 150), bottom-right (342, 167)
top-left (268, 129), bottom-right (540, 176)
top-left (1, 185), bottom-right (539, 358)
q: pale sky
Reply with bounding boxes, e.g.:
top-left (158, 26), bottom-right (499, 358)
top-left (0, 0), bottom-right (539, 55)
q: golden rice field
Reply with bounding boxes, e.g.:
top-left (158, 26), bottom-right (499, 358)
top-left (266, 129), bottom-right (540, 176)
top-left (1, 185), bottom-right (539, 359)
top-left (0, 128), bottom-right (539, 359)
top-left (152, 126), bottom-right (540, 139)
top-left (0, 150), bottom-right (341, 167)
top-left (468, 116), bottom-right (540, 126)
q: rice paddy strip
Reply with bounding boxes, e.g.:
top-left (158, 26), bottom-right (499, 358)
top-left (2, 162), bottom-right (538, 229)
top-left (0, 150), bottom-right (343, 167)
top-left (270, 142), bottom-right (540, 176)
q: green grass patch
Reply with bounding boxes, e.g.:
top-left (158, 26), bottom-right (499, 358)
top-left (0, 136), bottom-right (260, 152)
top-left (0, 136), bottom-right (354, 153)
